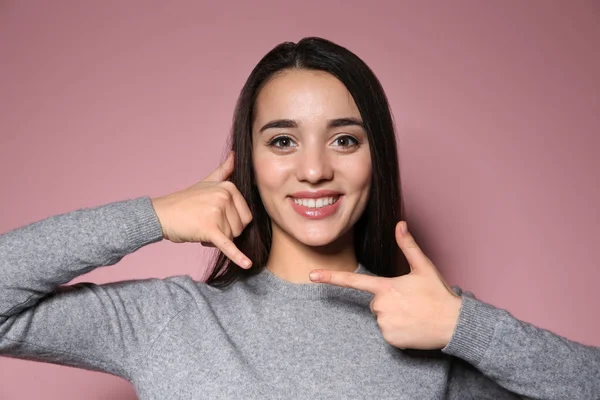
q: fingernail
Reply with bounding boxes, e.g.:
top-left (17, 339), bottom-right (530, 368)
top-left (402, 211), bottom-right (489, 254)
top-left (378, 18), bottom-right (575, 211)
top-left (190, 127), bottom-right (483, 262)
top-left (309, 272), bottom-right (321, 281)
top-left (243, 259), bottom-right (252, 268)
top-left (400, 222), bottom-right (408, 234)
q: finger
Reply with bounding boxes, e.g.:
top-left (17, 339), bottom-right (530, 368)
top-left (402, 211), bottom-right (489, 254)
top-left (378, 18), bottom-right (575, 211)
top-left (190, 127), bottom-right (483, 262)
top-left (309, 270), bottom-right (386, 294)
top-left (205, 151), bottom-right (234, 182)
top-left (211, 229), bottom-right (252, 269)
top-left (224, 200), bottom-right (244, 238)
top-left (221, 181), bottom-right (253, 227)
top-left (228, 185), bottom-right (253, 226)
top-left (396, 221), bottom-right (434, 275)
top-left (216, 213), bottom-right (233, 240)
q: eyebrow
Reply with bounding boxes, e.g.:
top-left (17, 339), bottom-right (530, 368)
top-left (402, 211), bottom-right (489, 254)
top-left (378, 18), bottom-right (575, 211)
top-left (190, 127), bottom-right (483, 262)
top-left (258, 117), bottom-right (365, 133)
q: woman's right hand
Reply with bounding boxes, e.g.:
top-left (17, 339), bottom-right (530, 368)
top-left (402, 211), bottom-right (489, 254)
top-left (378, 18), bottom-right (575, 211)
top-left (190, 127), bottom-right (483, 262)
top-left (150, 152), bottom-right (253, 269)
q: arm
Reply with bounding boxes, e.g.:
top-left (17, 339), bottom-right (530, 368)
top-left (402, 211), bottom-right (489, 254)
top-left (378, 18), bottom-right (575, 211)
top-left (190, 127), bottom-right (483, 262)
top-left (0, 196), bottom-right (191, 380)
top-left (442, 288), bottom-right (600, 399)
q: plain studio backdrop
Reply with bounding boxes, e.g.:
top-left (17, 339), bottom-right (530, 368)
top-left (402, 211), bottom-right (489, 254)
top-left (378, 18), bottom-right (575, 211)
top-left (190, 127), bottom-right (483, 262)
top-left (1, 1), bottom-right (599, 399)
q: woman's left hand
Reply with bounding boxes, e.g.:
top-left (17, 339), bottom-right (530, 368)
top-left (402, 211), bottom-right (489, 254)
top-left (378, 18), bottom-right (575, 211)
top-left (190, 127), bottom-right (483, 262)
top-left (309, 221), bottom-right (463, 350)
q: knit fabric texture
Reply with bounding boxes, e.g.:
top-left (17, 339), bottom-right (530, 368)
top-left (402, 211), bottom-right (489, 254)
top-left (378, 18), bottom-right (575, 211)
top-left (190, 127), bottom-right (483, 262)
top-left (1, 196), bottom-right (599, 399)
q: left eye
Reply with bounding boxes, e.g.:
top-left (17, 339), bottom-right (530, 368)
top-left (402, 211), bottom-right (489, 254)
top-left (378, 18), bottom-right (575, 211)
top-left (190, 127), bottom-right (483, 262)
top-left (332, 136), bottom-right (358, 147)
top-left (267, 135), bottom-right (299, 149)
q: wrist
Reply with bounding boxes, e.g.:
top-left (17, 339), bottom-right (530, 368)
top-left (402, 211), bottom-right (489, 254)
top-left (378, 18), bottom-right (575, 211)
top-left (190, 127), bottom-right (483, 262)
top-left (150, 197), bottom-right (167, 239)
top-left (442, 295), bottom-right (463, 347)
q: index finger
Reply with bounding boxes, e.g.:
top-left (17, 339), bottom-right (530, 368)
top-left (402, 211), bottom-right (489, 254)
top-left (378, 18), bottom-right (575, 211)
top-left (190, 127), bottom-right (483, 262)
top-left (221, 181), bottom-right (253, 226)
top-left (309, 270), bottom-right (386, 294)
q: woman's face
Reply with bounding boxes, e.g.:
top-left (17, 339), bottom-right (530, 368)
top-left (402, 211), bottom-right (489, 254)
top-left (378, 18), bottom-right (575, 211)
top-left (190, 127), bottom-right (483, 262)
top-left (252, 69), bottom-right (372, 247)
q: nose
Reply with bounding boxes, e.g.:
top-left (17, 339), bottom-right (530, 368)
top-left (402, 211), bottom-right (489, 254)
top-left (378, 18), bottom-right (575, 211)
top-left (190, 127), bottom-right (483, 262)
top-left (295, 146), bottom-right (334, 184)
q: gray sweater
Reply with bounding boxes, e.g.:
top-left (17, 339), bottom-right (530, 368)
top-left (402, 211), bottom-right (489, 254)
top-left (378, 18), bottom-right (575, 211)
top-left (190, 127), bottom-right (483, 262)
top-left (1, 196), bottom-right (599, 399)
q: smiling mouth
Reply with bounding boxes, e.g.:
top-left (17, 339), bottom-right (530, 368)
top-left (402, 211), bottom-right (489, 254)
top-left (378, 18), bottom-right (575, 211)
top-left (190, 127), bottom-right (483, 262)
top-left (291, 196), bottom-right (340, 208)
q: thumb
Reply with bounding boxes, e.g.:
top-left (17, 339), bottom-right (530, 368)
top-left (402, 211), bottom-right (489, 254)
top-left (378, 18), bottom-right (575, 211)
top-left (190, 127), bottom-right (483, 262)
top-left (205, 151), bottom-right (234, 182)
top-left (395, 221), bottom-right (433, 274)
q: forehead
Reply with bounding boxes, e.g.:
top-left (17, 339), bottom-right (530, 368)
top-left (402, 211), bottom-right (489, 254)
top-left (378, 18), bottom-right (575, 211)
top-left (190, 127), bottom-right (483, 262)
top-left (253, 69), bottom-right (361, 123)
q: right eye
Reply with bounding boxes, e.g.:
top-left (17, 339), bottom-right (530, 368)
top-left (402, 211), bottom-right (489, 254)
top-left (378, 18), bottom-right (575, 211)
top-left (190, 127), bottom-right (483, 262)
top-left (268, 136), bottom-right (297, 149)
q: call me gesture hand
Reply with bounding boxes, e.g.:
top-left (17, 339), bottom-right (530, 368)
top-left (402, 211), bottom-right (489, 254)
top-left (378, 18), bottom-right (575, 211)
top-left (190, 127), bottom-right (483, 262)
top-left (151, 152), bottom-right (254, 269)
top-left (309, 221), bottom-right (463, 351)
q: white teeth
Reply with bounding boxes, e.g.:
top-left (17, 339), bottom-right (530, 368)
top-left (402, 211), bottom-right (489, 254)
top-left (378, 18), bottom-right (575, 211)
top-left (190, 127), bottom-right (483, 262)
top-left (293, 196), bottom-right (339, 208)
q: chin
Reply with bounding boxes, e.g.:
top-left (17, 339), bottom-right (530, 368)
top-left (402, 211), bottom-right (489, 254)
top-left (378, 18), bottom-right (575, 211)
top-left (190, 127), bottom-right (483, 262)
top-left (291, 227), bottom-right (349, 248)
top-left (296, 234), bottom-right (337, 248)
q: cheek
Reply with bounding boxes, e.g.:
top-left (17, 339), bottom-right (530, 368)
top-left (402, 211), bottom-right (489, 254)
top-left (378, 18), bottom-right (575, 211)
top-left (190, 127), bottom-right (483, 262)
top-left (252, 153), bottom-right (289, 194)
top-left (351, 158), bottom-right (372, 218)
top-left (252, 156), bottom-right (269, 187)
top-left (340, 152), bottom-right (372, 193)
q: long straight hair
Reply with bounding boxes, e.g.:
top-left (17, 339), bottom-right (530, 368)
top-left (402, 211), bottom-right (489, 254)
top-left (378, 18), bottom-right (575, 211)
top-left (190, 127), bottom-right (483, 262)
top-left (205, 37), bottom-right (410, 288)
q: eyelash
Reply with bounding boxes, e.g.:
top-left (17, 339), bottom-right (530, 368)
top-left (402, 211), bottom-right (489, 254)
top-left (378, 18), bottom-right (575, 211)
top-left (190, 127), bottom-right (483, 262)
top-left (267, 135), bottom-right (359, 149)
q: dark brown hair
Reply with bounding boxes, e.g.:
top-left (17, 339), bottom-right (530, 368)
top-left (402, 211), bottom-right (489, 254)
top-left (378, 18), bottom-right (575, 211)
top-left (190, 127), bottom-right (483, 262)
top-left (205, 37), bottom-right (410, 288)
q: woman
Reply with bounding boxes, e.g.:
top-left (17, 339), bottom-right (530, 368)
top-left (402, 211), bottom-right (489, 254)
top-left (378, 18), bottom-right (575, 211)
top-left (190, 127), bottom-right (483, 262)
top-left (1, 37), bottom-right (598, 399)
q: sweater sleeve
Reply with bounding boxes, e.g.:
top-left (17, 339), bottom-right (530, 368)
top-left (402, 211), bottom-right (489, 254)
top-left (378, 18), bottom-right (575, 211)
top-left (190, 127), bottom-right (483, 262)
top-left (442, 288), bottom-right (600, 399)
top-left (0, 196), bottom-right (191, 381)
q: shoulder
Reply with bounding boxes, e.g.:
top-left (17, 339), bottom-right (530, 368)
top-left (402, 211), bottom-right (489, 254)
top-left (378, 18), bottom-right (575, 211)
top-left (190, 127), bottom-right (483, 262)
top-left (62, 274), bottom-right (227, 313)
top-left (152, 274), bottom-right (228, 302)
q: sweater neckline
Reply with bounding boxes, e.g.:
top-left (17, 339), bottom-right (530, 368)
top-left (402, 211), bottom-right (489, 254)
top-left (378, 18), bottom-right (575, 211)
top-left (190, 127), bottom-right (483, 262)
top-left (244, 263), bottom-right (376, 299)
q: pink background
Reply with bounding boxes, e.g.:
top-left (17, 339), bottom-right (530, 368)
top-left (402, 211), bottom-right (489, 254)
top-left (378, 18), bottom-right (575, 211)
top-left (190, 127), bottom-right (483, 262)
top-left (1, 1), bottom-right (599, 398)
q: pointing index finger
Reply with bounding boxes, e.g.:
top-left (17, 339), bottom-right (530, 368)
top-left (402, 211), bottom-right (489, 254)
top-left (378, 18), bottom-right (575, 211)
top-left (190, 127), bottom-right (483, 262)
top-left (310, 270), bottom-right (386, 294)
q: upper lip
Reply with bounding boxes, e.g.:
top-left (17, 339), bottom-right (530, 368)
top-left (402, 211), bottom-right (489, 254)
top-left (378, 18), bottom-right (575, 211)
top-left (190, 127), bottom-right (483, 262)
top-left (290, 190), bottom-right (342, 198)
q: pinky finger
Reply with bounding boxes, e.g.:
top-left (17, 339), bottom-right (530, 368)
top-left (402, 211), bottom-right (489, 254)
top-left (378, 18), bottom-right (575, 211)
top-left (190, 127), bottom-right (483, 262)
top-left (211, 230), bottom-right (252, 269)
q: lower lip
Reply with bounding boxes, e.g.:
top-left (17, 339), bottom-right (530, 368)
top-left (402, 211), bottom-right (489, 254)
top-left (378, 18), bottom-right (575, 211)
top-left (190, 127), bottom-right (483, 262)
top-left (289, 196), bottom-right (342, 219)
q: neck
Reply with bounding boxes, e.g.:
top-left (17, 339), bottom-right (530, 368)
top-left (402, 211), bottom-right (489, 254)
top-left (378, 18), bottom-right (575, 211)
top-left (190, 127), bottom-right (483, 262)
top-left (266, 224), bottom-right (358, 283)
